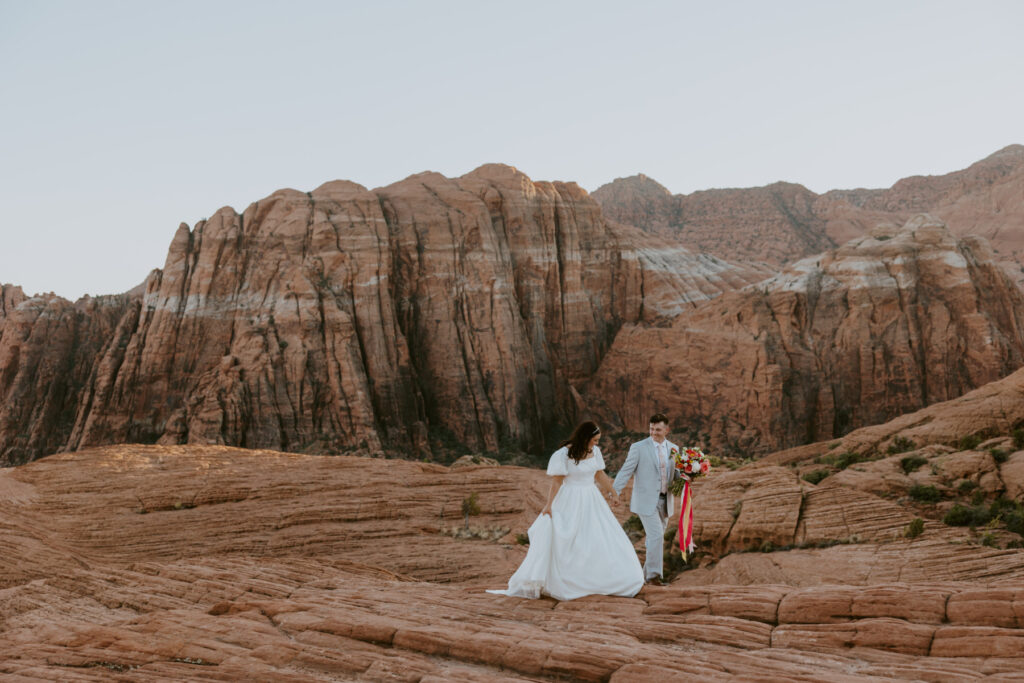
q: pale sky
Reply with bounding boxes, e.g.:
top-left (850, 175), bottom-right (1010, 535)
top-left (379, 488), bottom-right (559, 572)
top-left (2, 0), bottom-right (1023, 300)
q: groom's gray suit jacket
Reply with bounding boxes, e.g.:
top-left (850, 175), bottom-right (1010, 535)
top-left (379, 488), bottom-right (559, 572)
top-left (613, 437), bottom-right (678, 517)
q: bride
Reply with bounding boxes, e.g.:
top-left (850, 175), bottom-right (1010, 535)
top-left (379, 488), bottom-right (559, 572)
top-left (488, 421), bottom-right (645, 600)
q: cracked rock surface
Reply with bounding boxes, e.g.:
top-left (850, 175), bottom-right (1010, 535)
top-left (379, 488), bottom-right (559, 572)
top-left (3, 443), bottom-right (1023, 680)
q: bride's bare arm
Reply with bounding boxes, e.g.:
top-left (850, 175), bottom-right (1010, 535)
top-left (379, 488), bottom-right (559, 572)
top-left (595, 470), bottom-right (616, 496)
top-left (540, 476), bottom-right (564, 516)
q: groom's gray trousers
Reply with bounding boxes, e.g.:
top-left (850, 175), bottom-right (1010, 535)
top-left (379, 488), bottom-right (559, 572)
top-left (638, 494), bottom-right (668, 579)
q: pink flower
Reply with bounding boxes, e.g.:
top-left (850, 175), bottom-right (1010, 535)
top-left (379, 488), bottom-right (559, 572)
top-left (700, 460), bottom-right (711, 474)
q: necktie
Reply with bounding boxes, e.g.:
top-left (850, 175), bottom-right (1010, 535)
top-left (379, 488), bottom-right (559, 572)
top-left (657, 442), bottom-right (666, 493)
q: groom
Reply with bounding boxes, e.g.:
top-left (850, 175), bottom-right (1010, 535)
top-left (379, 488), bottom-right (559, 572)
top-left (613, 413), bottom-right (680, 585)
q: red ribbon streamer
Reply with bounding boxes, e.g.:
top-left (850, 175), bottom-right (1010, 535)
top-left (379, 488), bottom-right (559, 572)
top-left (678, 479), bottom-right (694, 559)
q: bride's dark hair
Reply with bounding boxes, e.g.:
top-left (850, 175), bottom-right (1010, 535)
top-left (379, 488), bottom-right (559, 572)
top-left (560, 421), bottom-right (601, 464)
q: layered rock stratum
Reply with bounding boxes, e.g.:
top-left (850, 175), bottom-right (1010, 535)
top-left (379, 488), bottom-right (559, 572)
top-left (594, 144), bottom-right (1024, 278)
top-left (0, 166), bottom-right (768, 466)
top-left (4, 149), bottom-right (1024, 463)
top-left (585, 215), bottom-right (1024, 453)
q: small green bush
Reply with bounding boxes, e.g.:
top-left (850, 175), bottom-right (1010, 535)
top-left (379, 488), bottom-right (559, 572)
top-left (990, 498), bottom-right (1024, 536)
top-left (904, 518), bottom-right (925, 538)
top-left (461, 492), bottom-right (481, 528)
top-left (908, 484), bottom-right (942, 503)
top-left (981, 532), bottom-right (999, 548)
top-left (944, 502), bottom-right (996, 528)
top-left (832, 451), bottom-right (864, 470)
top-left (989, 447), bottom-right (1010, 464)
top-left (957, 480), bottom-right (979, 494)
top-left (1013, 427), bottom-right (1024, 450)
top-left (900, 455), bottom-right (928, 474)
top-left (1006, 511), bottom-right (1024, 537)
top-left (944, 504), bottom-right (974, 526)
top-left (516, 533), bottom-right (529, 545)
top-left (958, 434), bottom-right (983, 451)
top-left (802, 469), bottom-right (831, 485)
top-left (887, 436), bottom-right (916, 455)
top-left (623, 514), bottom-right (644, 533)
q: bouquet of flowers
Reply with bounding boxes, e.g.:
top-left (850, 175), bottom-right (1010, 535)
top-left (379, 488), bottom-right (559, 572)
top-left (669, 446), bottom-right (711, 496)
top-left (668, 446), bottom-right (711, 560)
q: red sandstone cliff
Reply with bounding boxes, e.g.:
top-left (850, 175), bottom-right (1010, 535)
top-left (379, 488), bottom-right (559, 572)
top-left (5, 149), bottom-right (1024, 466)
top-left (595, 144), bottom-right (1024, 279)
top-left (0, 166), bottom-right (766, 465)
top-left (0, 290), bottom-right (140, 462)
top-left (585, 215), bottom-right (1024, 454)
top-left (594, 176), bottom-right (831, 266)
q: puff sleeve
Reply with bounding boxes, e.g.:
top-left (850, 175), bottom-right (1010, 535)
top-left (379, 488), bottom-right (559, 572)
top-left (594, 446), bottom-right (605, 471)
top-left (546, 447), bottom-right (569, 476)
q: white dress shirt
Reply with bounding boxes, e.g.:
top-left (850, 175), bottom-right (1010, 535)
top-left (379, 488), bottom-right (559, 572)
top-left (654, 439), bottom-right (669, 494)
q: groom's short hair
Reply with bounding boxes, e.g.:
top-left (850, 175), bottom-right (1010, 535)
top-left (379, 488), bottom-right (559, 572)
top-left (649, 413), bottom-right (669, 426)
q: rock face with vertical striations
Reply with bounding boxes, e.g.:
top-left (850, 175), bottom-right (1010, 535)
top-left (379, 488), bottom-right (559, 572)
top-left (0, 288), bottom-right (140, 462)
top-left (0, 166), bottom-right (768, 465)
top-left (585, 215), bottom-right (1024, 454)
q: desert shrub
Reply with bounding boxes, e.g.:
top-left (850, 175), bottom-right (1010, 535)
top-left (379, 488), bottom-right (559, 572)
top-left (943, 504), bottom-right (973, 526)
top-left (516, 533), bottom-right (529, 545)
top-left (887, 436), bottom-right (916, 455)
top-left (904, 518), bottom-right (925, 538)
top-left (819, 451), bottom-right (867, 470)
top-left (989, 447), bottom-right (1010, 464)
top-left (1013, 427), bottom-right (1024, 450)
top-left (1006, 512), bottom-right (1024, 537)
top-left (944, 503), bottom-right (993, 528)
top-left (981, 532), bottom-right (999, 548)
top-left (908, 484), bottom-right (942, 503)
top-left (900, 455), bottom-right (928, 474)
top-left (802, 469), bottom-right (831, 485)
top-left (957, 480), bottom-right (979, 494)
top-left (461, 492), bottom-right (481, 528)
top-left (623, 514), bottom-right (644, 533)
top-left (990, 498), bottom-right (1024, 536)
top-left (958, 434), bottom-right (983, 451)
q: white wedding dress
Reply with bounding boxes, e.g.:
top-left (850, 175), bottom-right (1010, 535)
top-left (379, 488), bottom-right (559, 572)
top-left (488, 446), bottom-right (644, 601)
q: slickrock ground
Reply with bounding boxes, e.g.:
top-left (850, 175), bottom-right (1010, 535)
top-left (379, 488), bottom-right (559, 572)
top-left (586, 215), bottom-right (1024, 453)
top-left (595, 144), bottom-right (1024, 280)
top-left (3, 443), bottom-right (1024, 680)
top-left (0, 167), bottom-right (769, 467)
